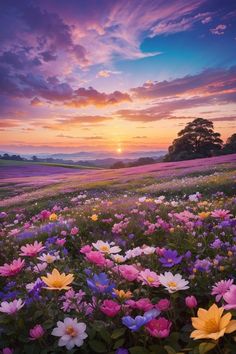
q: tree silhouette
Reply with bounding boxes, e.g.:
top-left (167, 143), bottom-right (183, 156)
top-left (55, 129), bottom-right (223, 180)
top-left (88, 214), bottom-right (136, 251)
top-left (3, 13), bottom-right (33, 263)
top-left (223, 133), bottom-right (236, 154)
top-left (165, 118), bottom-right (223, 161)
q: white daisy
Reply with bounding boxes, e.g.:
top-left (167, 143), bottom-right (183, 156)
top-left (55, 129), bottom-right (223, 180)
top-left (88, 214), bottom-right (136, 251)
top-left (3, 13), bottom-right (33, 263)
top-left (52, 318), bottom-right (87, 350)
top-left (92, 240), bottom-right (121, 254)
top-left (159, 272), bottom-right (189, 293)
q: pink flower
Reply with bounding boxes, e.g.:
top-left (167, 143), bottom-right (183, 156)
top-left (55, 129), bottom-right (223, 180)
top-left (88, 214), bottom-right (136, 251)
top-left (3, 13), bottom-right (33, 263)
top-left (212, 279), bottom-right (234, 302)
top-left (2, 349), bottom-right (14, 354)
top-left (0, 299), bottom-right (24, 315)
top-left (29, 324), bottom-right (44, 340)
top-left (56, 238), bottom-right (66, 246)
top-left (138, 269), bottom-right (160, 287)
top-left (100, 300), bottom-right (121, 317)
top-left (86, 251), bottom-right (106, 266)
top-left (223, 285), bottom-right (236, 310)
top-left (20, 241), bottom-right (45, 257)
top-left (211, 209), bottom-right (232, 220)
top-left (135, 298), bottom-right (153, 312)
top-left (80, 245), bottom-right (92, 254)
top-left (185, 296), bottom-right (197, 309)
top-left (156, 299), bottom-right (170, 311)
top-left (116, 265), bottom-right (139, 281)
top-left (71, 227), bottom-right (79, 235)
top-left (145, 317), bottom-right (172, 338)
top-left (0, 258), bottom-right (25, 277)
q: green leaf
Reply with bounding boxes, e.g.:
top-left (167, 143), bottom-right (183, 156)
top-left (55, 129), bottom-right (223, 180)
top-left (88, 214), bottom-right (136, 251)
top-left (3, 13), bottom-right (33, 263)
top-left (129, 346), bottom-right (150, 354)
top-left (98, 328), bottom-right (112, 344)
top-left (111, 327), bottom-right (126, 339)
top-left (199, 342), bottom-right (217, 354)
top-left (89, 339), bottom-right (107, 353)
top-left (148, 345), bottom-right (167, 354)
top-left (113, 337), bottom-right (125, 350)
top-left (164, 345), bottom-right (177, 354)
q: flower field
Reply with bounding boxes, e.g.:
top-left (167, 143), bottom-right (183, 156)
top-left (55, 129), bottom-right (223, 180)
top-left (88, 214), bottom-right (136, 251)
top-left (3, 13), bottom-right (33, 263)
top-left (0, 156), bottom-right (236, 353)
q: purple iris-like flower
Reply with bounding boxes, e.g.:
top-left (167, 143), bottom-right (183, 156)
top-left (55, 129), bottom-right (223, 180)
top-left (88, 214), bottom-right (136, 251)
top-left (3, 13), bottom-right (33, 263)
top-left (122, 309), bottom-right (159, 331)
top-left (159, 249), bottom-right (182, 267)
top-left (87, 273), bottom-right (115, 294)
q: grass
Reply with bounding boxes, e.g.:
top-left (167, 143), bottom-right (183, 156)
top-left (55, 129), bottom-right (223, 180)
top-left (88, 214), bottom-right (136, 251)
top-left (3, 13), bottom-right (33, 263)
top-left (0, 159), bottom-right (100, 169)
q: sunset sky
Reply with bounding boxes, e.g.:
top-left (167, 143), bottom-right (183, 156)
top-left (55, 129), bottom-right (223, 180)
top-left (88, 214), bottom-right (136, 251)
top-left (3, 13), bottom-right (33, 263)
top-left (0, 0), bottom-right (236, 154)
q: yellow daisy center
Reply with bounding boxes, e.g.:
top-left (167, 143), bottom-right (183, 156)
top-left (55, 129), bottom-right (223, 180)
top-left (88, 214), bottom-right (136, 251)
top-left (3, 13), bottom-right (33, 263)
top-left (100, 245), bottom-right (109, 252)
top-left (167, 281), bottom-right (177, 288)
top-left (66, 326), bottom-right (77, 337)
top-left (147, 276), bottom-right (154, 283)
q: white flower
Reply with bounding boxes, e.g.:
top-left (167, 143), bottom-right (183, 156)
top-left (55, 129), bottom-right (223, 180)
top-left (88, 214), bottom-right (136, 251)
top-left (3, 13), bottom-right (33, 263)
top-left (0, 299), bottom-right (24, 315)
top-left (159, 272), bottom-right (189, 293)
top-left (52, 318), bottom-right (87, 350)
top-left (37, 252), bottom-right (60, 264)
top-left (33, 262), bottom-right (48, 273)
top-left (111, 254), bottom-right (126, 263)
top-left (92, 240), bottom-right (121, 254)
top-left (142, 246), bottom-right (156, 255)
top-left (138, 197), bottom-right (146, 203)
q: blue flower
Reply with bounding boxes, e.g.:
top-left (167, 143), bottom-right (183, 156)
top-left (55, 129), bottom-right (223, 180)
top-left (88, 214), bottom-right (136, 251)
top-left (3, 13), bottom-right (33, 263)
top-left (87, 273), bottom-right (115, 294)
top-left (122, 309), bottom-right (159, 332)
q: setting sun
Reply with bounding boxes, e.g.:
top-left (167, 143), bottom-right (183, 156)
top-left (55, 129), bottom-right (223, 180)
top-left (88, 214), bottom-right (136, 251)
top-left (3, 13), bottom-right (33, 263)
top-left (116, 147), bottom-right (122, 154)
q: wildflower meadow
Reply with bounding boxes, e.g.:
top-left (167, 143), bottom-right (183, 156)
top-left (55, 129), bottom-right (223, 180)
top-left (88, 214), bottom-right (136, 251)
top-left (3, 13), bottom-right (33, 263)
top-left (0, 156), bottom-right (236, 353)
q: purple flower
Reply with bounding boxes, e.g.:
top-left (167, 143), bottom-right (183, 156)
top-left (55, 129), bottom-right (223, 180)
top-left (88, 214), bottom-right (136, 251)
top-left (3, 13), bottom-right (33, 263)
top-left (159, 249), bottom-right (182, 267)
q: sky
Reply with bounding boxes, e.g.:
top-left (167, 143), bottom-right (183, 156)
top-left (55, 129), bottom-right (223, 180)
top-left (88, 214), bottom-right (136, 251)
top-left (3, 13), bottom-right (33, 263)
top-left (0, 0), bottom-right (236, 155)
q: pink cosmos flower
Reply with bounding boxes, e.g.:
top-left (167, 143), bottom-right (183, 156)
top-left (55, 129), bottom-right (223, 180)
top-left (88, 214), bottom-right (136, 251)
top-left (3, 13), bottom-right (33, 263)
top-left (211, 209), bottom-right (232, 220)
top-left (185, 296), bottom-right (197, 309)
top-left (0, 299), bottom-right (24, 315)
top-left (145, 317), bottom-right (172, 338)
top-left (80, 245), bottom-right (92, 254)
top-left (223, 285), bottom-right (236, 310)
top-left (86, 251), bottom-right (106, 266)
top-left (20, 241), bottom-right (45, 257)
top-left (156, 299), bottom-right (171, 311)
top-left (116, 265), bottom-right (139, 281)
top-left (100, 300), bottom-right (121, 317)
top-left (40, 210), bottom-right (51, 220)
top-left (211, 279), bottom-right (234, 302)
top-left (0, 258), bottom-right (25, 277)
top-left (29, 324), bottom-right (44, 340)
top-left (138, 269), bottom-right (160, 287)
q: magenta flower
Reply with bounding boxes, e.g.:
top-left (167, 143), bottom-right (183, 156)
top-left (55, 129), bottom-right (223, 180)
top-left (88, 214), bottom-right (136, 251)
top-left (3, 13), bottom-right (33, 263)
top-left (86, 251), bottom-right (107, 266)
top-left (20, 241), bottom-right (45, 257)
top-left (145, 317), bottom-right (172, 338)
top-left (223, 285), bottom-right (236, 310)
top-left (29, 324), bottom-right (44, 340)
top-left (0, 299), bottom-right (24, 315)
top-left (2, 349), bottom-right (14, 354)
top-left (156, 299), bottom-right (170, 311)
top-left (100, 299), bottom-right (121, 317)
top-left (0, 258), bottom-right (25, 277)
top-left (211, 279), bottom-right (234, 302)
top-left (185, 296), bottom-right (197, 309)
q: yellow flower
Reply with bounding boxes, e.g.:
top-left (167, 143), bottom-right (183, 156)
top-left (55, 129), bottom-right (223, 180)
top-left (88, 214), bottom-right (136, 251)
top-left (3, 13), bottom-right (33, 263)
top-left (91, 214), bottom-right (98, 221)
top-left (191, 304), bottom-right (236, 341)
top-left (114, 289), bottom-right (132, 300)
top-left (198, 212), bottom-right (211, 220)
top-left (41, 268), bottom-right (74, 290)
top-left (49, 213), bottom-right (58, 221)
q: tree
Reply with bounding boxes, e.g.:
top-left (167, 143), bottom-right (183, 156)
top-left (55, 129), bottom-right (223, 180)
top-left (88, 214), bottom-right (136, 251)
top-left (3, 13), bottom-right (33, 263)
top-left (165, 118), bottom-right (223, 161)
top-left (223, 133), bottom-right (236, 154)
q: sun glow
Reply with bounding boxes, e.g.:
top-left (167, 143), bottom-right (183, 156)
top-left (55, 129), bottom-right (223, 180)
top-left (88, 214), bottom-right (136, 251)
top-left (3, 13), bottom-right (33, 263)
top-left (116, 147), bottom-right (122, 154)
